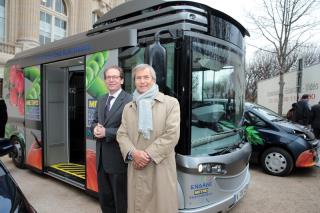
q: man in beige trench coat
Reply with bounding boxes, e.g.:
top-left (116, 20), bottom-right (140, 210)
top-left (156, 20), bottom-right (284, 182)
top-left (117, 64), bottom-right (180, 213)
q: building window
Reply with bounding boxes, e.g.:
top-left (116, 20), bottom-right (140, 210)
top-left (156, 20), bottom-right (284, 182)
top-left (0, 0), bottom-right (5, 42)
top-left (92, 12), bottom-right (101, 25)
top-left (40, 0), bottom-right (67, 45)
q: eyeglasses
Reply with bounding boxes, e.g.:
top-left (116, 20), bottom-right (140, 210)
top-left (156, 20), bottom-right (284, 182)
top-left (106, 75), bottom-right (121, 80)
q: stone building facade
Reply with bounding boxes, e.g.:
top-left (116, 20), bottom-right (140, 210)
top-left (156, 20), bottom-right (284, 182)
top-left (0, 0), bottom-right (127, 94)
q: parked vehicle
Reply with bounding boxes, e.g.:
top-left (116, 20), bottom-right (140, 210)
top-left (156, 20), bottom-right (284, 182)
top-left (243, 102), bottom-right (319, 176)
top-left (0, 138), bottom-right (36, 213)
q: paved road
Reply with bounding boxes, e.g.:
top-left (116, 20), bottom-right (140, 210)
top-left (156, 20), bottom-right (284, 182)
top-left (1, 155), bottom-right (320, 213)
top-left (1, 156), bottom-right (100, 213)
top-left (230, 164), bottom-right (320, 213)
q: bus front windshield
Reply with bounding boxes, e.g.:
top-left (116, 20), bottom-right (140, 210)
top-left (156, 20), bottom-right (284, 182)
top-left (191, 39), bottom-right (245, 156)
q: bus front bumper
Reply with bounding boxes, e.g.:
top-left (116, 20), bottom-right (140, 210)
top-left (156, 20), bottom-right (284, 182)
top-left (178, 165), bottom-right (250, 213)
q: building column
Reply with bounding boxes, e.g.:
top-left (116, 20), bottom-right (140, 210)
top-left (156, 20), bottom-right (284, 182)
top-left (7, 0), bottom-right (18, 44)
top-left (16, 0), bottom-right (40, 50)
top-left (77, 0), bottom-right (93, 33)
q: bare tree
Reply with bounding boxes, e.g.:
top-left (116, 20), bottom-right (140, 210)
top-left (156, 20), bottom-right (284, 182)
top-left (247, 43), bottom-right (320, 102)
top-left (246, 50), bottom-right (277, 102)
top-left (249, 0), bottom-right (319, 115)
top-left (295, 43), bottom-right (320, 67)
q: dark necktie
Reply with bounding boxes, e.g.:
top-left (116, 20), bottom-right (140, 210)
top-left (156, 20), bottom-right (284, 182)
top-left (104, 96), bottom-right (114, 119)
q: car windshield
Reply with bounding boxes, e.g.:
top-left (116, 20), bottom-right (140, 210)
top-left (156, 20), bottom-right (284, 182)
top-left (251, 104), bottom-right (284, 121)
top-left (191, 39), bottom-right (245, 155)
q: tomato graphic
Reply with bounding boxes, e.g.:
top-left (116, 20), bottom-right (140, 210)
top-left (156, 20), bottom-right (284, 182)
top-left (86, 149), bottom-right (98, 192)
top-left (27, 142), bottom-right (42, 170)
top-left (8, 65), bottom-right (25, 115)
top-left (15, 71), bottom-right (25, 94)
top-left (27, 132), bottom-right (42, 170)
top-left (10, 88), bottom-right (18, 105)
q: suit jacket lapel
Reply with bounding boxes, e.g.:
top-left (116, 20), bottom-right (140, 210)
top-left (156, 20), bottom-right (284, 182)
top-left (99, 95), bottom-right (108, 124)
top-left (104, 90), bottom-right (125, 125)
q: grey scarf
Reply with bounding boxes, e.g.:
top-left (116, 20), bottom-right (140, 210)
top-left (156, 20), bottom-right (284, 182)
top-left (133, 84), bottom-right (159, 139)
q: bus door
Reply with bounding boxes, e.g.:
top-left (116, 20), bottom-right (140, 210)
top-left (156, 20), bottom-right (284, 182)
top-left (43, 57), bottom-right (85, 185)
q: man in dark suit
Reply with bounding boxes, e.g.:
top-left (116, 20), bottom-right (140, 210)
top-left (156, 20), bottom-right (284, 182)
top-left (311, 101), bottom-right (320, 139)
top-left (91, 65), bottom-right (131, 213)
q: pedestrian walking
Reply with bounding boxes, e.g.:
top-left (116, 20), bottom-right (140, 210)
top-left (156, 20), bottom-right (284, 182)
top-left (310, 101), bottom-right (320, 139)
top-left (293, 94), bottom-right (311, 126)
top-left (286, 103), bottom-right (296, 121)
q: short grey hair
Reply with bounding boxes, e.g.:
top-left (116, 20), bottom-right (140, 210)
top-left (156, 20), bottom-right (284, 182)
top-left (132, 64), bottom-right (156, 81)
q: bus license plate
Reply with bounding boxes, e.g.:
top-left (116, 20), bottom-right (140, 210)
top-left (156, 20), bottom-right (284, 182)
top-left (234, 184), bottom-right (248, 203)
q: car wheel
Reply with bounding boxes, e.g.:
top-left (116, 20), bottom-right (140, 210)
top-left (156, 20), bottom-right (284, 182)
top-left (11, 137), bottom-right (25, 169)
top-left (261, 147), bottom-right (293, 176)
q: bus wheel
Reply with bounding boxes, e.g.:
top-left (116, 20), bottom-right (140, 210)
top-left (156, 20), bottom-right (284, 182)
top-left (261, 147), bottom-right (293, 176)
top-left (11, 137), bottom-right (25, 169)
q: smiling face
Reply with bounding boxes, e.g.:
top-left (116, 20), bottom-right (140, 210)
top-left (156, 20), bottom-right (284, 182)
top-left (134, 68), bottom-right (155, 94)
top-left (104, 68), bottom-right (124, 94)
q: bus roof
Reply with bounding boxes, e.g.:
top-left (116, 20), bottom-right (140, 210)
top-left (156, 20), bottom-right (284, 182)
top-left (7, 28), bottom-right (137, 68)
top-left (94, 0), bottom-right (249, 37)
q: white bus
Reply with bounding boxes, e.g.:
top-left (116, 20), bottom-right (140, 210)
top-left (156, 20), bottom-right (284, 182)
top-left (4, 0), bottom-right (251, 212)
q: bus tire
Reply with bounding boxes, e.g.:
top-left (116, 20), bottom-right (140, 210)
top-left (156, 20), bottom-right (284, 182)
top-left (11, 137), bottom-right (25, 169)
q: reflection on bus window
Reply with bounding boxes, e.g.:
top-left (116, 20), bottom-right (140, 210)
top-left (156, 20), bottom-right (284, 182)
top-left (122, 47), bottom-right (145, 93)
top-left (120, 43), bottom-right (175, 96)
top-left (191, 39), bottom-right (245, 156)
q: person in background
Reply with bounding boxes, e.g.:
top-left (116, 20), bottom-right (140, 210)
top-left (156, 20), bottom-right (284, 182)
top-left (310, 101), bottom-right (320, 139)
top-left (0, 98), bottom-right (8, 138)
top-left (90, 65), bottom-right (132, 213)
top-left (286, 103), bottom-right (296, 121)
top-left (117, 64), bottom-right (180, 213)
top-left (293, 94), bottom-right (311, 126)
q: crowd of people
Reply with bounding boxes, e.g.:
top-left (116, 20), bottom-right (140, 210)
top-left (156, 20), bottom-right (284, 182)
top-left (287, 94), bottom-right (320, 139)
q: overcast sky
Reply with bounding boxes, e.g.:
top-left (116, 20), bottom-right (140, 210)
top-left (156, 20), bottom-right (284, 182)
top-left (201, 0), bottom-right (320, 61)
top-left (202, 0), bottom-right (260, 60)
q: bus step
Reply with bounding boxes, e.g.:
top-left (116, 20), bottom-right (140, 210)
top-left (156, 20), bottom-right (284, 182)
top-left (49, 163), bottom-right (85, 181)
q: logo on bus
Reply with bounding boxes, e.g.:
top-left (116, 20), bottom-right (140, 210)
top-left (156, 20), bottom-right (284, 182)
top-left (190, 182), bottom-right (212, 190)
top-left (88, 99), bottom-right (97, 108)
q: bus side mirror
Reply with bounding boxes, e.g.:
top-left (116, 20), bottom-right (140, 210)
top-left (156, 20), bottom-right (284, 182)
top-left (145, 39), bottom-right (167, 91)
top-left (0, 138), bottom-right (14, 157)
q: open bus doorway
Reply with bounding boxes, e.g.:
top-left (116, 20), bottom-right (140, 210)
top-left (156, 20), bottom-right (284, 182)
top-left (43, 57), bottom-right (85, 184)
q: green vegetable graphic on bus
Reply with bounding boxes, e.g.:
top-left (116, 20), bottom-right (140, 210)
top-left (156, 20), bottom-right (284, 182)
top-left (24, 67), bottom-right (41, 99)
top-left (24, 66), bottom-right (40, 82)
top-left (86, 51), bottom-right (108, 98)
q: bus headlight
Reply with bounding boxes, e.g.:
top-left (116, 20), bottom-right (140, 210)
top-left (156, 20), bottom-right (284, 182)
top-left (198, 163), bottom-right (226, 175)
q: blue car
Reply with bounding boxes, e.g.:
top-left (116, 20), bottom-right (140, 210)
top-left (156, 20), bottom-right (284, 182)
top-left (243, 103), bottom-right (319, 176)
top-left (0, 138), bottom-right (36, 213)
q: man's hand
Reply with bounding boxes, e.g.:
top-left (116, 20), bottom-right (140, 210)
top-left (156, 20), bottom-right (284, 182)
top-left (132, 150), bottom-right (150, 169)
top-left (93, 123), bottom-right (106, 138)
